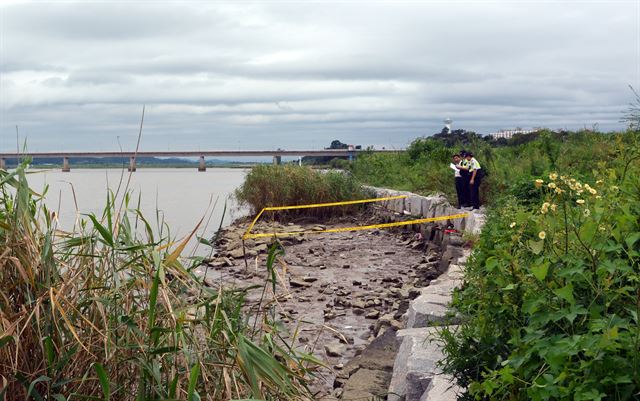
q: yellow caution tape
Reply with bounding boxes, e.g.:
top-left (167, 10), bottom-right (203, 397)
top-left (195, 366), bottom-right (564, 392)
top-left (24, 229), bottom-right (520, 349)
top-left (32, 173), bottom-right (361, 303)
top-left (244, 213), bottom-right (468, 239)
top-left (242, 194), bottom-right (468, 240)
top-left (243, 195), bottom-right (406, 240)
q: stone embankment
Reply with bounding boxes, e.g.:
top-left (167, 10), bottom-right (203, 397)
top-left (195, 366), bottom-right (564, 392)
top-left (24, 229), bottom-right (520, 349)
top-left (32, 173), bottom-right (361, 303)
top-left (365, 187), bottom-right (485, 401)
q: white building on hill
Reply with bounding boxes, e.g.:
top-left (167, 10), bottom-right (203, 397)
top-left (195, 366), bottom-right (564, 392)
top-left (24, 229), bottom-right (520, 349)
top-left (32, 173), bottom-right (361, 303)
top-left (488, 128), bottom-right (538, 139)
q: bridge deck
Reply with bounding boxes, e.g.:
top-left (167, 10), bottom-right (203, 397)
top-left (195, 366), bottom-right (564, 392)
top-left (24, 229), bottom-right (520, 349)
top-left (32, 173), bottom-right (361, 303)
top-left (0, 149), bottom-right (400, 158)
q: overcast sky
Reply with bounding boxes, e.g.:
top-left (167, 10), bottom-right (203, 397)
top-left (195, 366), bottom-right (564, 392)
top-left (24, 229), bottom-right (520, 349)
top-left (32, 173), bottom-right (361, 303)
top-left (0, 0), bottom-right (638, 152)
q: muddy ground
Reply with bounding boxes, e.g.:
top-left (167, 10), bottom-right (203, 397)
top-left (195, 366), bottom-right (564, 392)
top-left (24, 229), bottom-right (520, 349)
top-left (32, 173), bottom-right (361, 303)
top-left (197, 211), bottom-right (444, 399)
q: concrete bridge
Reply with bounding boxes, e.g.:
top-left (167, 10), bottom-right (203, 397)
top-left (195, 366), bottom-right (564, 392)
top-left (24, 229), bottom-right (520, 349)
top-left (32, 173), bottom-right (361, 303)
top-left (0, 149), bottom-right (401, 171)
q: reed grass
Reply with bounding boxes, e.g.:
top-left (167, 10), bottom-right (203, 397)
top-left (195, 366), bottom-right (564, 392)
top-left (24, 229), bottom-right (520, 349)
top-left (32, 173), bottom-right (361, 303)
top-left (234, 165), bottom-right (371, 219)
top-left (0, 161), bottom-right (318, 400)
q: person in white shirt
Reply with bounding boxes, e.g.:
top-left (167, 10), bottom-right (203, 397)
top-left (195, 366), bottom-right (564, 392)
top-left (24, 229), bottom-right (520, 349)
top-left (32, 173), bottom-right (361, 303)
top-left (450, 154), bottom-right (467, 208)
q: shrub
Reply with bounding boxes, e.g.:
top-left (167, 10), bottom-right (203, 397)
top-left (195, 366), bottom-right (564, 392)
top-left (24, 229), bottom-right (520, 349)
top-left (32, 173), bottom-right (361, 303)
top-left (441, 170), bottom-right (640, 400)
top-left (0, 163), bottom-right (317, 400)
top-left (235, 164), bottom-right (371, 218)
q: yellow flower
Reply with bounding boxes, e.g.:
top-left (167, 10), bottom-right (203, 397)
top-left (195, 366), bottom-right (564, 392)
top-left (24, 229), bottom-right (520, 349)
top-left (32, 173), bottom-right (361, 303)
top-left (576, 199), bottom-right (585, 205)
top-left (538, 231), bottom-right (546, 240)
top-left (549, 172), bottom-right (558, 181)
top-left (596, 179), bottom-right (603, 185)
top-left (510, 222), bottom-right (516, 228)
top-left (555, 187), bottom-right (563, 194)
top-left (548, 182), bottom-right (557, 189)
top-left (541, 202), bottom-right (550, 214)
top-left (595, 195), bottom-right (602, 199)
top-left (534, 179), bottom-right (544, 188)
top-left (576, 190), bottom-right (583, 195)
top-left (610, 185), bottom-right (619, 192)
top-left (583, 208), bottom-right (591, 217)
top-left (589, 188), bottom-right (597, 195)
top-left (550, 203), bottom-right (557, 212)
top-left (575, 182), bottom-right (583, 190)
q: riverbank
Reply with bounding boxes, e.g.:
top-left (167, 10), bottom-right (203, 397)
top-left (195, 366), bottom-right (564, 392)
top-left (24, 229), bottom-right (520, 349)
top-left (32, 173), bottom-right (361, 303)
top-left (199, 211), bottom-right (439, 398)
top-left (199, 189), bottom-right (484, 399)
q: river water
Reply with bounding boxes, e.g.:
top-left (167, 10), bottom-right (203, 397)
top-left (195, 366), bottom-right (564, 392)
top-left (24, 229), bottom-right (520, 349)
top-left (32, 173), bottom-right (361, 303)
top-left (23, 168), bottom-right (248, 255)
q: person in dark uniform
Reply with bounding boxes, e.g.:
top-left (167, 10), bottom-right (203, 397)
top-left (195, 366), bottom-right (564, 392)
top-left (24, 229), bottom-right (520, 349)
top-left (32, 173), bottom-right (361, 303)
top-left (466, 152), bottom-right (483, 210)
top-left (456, 150), bottom-right (471, 208)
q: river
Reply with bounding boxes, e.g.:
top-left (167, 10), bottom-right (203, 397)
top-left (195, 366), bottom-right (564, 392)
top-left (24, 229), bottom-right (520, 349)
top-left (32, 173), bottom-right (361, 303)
top-left (23, 168), bottom-right (248, 255)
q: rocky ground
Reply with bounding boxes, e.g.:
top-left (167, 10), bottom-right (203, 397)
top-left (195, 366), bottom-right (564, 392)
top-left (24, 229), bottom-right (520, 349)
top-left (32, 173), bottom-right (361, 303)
top-left (197, 210), bottom-right (448, 399)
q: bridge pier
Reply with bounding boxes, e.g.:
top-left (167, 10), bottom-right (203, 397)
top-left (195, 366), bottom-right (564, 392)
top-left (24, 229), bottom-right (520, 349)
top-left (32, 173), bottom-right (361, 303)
top-left (0, 158), bottom-right (5, 170)
top-left (198, 155), bottom-right (206, 172)
top-left (128, 156), bottom-right (136, 172)
top-left (62, 157), bottom-right (70, 172)
top-left (273, 155), bottom-right (281, 165)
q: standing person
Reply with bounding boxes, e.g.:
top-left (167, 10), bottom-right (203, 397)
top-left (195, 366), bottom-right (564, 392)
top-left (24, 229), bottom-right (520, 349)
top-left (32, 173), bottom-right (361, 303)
top-left (457, 150), bottom-right (471, 208)
top-left (450, 154), bottom-right (465, 208)
top-left (466, 152), bottom-right (483, 210)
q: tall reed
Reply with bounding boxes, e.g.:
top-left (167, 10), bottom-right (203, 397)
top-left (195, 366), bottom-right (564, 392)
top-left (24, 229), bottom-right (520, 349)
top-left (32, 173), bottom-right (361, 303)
top-left (0, 162), bottom-right (317, 400)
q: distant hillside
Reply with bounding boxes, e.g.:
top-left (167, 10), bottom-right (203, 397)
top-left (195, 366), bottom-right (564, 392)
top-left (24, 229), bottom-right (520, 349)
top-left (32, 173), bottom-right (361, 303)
top-left (3, 156), bottom-right (254, 168)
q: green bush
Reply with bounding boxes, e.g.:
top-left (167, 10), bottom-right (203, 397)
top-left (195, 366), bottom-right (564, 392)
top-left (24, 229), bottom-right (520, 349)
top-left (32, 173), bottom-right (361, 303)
top-left (441, 168), bottom-right (640, 400)
top-left (350, 130), bottom-right (626, 209)
top-left (235, 164), bottom-right (371, 218)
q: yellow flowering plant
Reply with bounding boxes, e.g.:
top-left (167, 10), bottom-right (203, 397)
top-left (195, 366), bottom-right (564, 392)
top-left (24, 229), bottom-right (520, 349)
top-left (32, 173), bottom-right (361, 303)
top-left (441, 170), bottom-right (640, 400)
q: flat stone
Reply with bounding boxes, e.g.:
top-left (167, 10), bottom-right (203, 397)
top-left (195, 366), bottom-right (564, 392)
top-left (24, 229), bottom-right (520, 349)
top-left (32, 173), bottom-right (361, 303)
top-left (289, 278), bottom-right (312, 288)
top-left (254, 243), bottom-right (268, 252)
top-left (324, 342), bottom-right (346, 357)
top-left (341, 368), bottom-right (392, 400)
top-left (352, 300), bottom-right (366, 309)
top-left (227, 248), bottom-right (245, 259)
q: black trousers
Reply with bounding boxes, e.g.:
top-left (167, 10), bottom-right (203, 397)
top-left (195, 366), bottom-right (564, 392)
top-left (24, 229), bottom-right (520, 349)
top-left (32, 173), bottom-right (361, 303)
top-left (470, 174), bottom-right (482, 209)
top-left (455, 177), bottom-right (466, 208)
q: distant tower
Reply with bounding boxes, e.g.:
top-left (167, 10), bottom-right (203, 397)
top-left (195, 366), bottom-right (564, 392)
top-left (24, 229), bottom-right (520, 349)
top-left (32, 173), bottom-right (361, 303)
top-left (444, 118), bottom-right (452, 133)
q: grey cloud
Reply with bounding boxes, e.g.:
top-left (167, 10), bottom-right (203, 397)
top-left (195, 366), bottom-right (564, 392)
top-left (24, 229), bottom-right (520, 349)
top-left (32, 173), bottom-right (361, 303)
top-left (0, 1), bottom-right (636, 153)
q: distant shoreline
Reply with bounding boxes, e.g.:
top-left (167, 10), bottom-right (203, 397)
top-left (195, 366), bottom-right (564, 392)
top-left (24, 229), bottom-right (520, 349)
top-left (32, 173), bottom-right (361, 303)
top-left (22, 164), bottom-right (256, 169)
top-left (9, 163), bottom-right (331, 170)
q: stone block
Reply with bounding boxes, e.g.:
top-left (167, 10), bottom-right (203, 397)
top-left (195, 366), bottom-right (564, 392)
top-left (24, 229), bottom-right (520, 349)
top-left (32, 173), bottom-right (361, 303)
top-left (388, 327), bottom-right (445, 401)
top-left (407, 293), bottom-right (452, 328)
top-left (392, 197), bottom-right (405, 214)
top-left (420, 373), bottom-right (460, 401)
top-left (452, 215), bottom-right (466, 231)
top-left (464, 211), bottom-right (486, 235)
top-left (409, 195), bottom-right (424, 216)
top-left (421, 198), bottom-right (433, 217)
top-left (443, 264), bottom-right (464, 280)
top-left (421, 279), bottom-right (462, 296)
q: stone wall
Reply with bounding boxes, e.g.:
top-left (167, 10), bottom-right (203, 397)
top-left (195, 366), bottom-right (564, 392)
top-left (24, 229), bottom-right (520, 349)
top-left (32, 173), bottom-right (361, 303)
top-left (367, 187), bottom-right (486, 401)
top-left (365, 186), bottom-right (485, 235)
